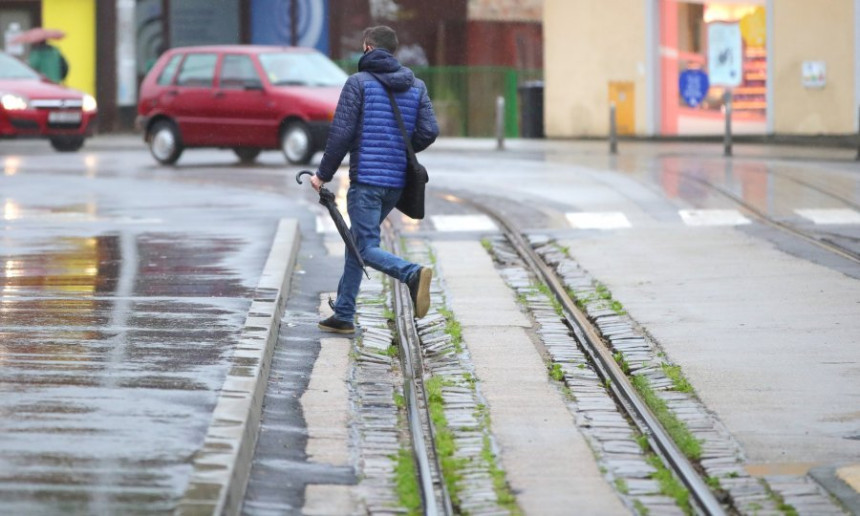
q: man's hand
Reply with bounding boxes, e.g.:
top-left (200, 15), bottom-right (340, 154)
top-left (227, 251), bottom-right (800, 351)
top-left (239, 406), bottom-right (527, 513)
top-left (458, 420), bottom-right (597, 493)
top-left (310, 174), bottom-right (324, 192)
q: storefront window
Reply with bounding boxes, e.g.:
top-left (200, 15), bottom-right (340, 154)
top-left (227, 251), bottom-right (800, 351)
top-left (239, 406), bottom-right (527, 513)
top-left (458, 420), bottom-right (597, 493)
top-left (661, 1), bottom-right (767, 135)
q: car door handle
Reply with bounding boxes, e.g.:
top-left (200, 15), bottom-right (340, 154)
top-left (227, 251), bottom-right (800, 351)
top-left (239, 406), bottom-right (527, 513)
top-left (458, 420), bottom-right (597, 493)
top-left (165, 89), bottom-right (178, 96)
top-left (213, 91), bottom-right (225, 99)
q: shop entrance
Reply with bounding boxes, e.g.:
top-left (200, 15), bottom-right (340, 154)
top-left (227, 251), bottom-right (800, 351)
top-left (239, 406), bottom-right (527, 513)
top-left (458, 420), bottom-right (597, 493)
top-left (660, 0), bottom-right (767, 135)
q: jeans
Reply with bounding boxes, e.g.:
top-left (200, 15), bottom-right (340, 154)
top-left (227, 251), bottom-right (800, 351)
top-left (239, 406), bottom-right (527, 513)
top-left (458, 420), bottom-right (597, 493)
top-left (332, 182), bottom-right (420, 322)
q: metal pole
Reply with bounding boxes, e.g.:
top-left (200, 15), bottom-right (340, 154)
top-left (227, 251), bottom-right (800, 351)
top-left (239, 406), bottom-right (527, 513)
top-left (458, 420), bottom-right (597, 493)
top-left (290, 0), bottom-right (298, 46)
top-left (856, 105), bottom-right (860, 161)
top-left (609, 102), bottom-right (618, 155)
top-left (724, 90), bottom-right (733, 157)
top-left (496, 95), bottom-right (505, 151)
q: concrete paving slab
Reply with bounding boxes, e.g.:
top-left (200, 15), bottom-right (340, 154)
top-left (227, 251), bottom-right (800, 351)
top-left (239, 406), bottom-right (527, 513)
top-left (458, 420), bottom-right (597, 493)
top-left (301, 333), bottom-right (351, 466)
top-left (559, 226), bottom-right (860, 465)
top-left (303, 485), bottom-right (357, 515)
top-left (462, 327), bottom-right (627, 515)
top-left (435, 241), bottom-right (627, 516)
top-left (435, 241), bottom-right (531, 328)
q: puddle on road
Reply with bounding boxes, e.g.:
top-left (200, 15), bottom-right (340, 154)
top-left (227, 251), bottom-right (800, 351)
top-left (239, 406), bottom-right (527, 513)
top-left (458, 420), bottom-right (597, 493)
top-left (0, 230), bottom-right (256, 512)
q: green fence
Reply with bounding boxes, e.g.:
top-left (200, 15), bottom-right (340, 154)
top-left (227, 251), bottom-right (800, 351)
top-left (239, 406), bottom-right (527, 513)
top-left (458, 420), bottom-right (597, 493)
top-left (336, 62), bottom-right (542, 138)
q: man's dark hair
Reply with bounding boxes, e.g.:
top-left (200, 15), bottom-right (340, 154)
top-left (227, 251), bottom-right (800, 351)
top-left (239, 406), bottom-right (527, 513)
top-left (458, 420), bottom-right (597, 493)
top-left (363, 26), bottom-right (398, 53)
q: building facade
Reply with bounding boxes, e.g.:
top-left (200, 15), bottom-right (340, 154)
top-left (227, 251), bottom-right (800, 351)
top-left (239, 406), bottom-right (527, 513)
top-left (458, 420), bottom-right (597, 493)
top-left (544, 0), bottom-right (859, 137)
top-left (1, 0), bottom-right (542, 132)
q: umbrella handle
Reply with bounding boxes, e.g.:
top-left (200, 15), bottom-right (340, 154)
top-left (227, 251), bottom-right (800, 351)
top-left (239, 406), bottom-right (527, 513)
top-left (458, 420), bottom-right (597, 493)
top-left (295, 170), bottom-right (313, 185)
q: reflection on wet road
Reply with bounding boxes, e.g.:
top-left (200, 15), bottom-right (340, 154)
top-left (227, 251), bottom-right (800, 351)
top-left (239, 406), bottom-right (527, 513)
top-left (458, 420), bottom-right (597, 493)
top-left (0, 160), bottom-right (298, 513)
top-left (0, 231), bottom-right (251, 513)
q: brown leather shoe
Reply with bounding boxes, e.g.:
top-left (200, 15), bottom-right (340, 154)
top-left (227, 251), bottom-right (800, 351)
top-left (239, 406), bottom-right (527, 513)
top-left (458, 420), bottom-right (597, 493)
top-left (408, 267), bottom-right (433, 318)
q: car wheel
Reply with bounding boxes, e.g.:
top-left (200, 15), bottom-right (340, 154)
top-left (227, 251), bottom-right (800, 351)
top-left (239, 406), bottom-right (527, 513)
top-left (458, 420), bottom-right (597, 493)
top-left (148, 120), bottom-right (183, 165)
top-left (49, 136), bottom-right (85, 152)
top-left (281, 121), bottom-right (313, 164)
top-left (234, 147), bottom-right (261, 164)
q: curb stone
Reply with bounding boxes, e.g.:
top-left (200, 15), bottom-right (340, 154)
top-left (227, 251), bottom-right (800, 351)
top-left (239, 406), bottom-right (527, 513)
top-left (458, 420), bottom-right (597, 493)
top-left (176, 218), bottom-right (300, 516)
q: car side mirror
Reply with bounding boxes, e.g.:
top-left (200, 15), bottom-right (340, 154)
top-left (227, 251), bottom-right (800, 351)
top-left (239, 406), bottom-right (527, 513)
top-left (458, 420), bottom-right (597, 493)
top-left (244, 81), bottom-right (263, 91)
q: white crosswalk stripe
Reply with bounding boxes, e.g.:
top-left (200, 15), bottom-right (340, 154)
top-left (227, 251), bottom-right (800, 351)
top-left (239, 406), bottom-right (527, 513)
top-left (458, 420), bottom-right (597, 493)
top-left (315, 208), bottom-right (858, 234)
top-left (431, 214), bottom-right (498, 232)
top-left (795, 208), bottom-right (860, 225)
top-left (679, 209), bottom-right (751, 227)
top-left (565, 212), bottom-right (632, 229)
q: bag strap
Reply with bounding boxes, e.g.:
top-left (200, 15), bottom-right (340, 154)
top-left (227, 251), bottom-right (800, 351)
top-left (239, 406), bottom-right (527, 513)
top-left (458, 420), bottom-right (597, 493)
top-left (369, 73), bottom-right (418, 167)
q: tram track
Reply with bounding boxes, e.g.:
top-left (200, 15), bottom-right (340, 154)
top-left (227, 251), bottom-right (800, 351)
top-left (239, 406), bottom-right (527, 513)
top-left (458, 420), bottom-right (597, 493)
top-left (450, 194), bottom-right (729, 516)
top-left (383, 223), bottom-right (454, 516)
top-left (678, 172), bottom-right (860, 264)
top-left (373, 178), bottom-right (851, 514)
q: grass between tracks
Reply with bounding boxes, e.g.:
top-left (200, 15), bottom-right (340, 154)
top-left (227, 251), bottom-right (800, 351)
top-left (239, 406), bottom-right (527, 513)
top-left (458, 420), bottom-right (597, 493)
top-left (394, 448), bottom-right (421, 515)
top-left (520, 244), bottom-right (703, 513)
top-left (426, 376), bottom-right (465, 507)
top-left (430, 293), bottom-right (520, 513)
top-left (631, 374), bottom-right (702, 460)
top-left (476, 405), bottom-right (522, 515)
top-left (437, 308), bottom-right (463, 353)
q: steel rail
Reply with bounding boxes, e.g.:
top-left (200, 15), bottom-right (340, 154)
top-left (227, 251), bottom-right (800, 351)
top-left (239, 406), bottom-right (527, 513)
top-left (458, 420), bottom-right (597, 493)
top-left (383, 224), bottom-right (454, 516)
top-left (455, 195), bottom-right (727, 516)
top-left (681, 173), bottom-right (860, 264)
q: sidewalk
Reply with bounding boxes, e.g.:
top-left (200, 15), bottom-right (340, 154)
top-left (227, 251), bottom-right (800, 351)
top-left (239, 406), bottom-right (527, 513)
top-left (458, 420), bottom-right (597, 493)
top-left (428, 136), bottom-right (859, 162)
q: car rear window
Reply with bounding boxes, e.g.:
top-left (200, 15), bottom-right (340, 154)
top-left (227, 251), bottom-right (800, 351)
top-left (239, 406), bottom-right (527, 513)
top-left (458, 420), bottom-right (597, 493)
top-left (176, 53), bottom-right (217, 88)
top-left (157, 54), bottom-right (183, 86)
top-left (219, 55), bottom-right (261, 89)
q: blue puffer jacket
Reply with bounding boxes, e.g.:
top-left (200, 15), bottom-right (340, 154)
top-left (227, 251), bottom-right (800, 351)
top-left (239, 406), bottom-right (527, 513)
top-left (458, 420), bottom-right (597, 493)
top-left (316, 49), bottom-right (439, 188)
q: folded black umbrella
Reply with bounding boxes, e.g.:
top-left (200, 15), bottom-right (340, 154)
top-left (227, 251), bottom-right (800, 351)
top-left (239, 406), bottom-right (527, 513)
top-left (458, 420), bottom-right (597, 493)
top-left (296, 171), bottom-right (369, 278)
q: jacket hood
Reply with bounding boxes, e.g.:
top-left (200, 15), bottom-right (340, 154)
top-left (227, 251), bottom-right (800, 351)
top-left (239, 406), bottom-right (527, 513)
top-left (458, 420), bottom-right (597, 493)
top-left (358, 49), bottom-right (414, 92)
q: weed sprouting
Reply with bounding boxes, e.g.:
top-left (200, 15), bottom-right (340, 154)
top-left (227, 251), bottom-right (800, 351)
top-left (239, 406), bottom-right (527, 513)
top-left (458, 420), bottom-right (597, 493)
top-left (393, 449), bottom-right (421, 515)
top-left (661, 363), bottom-right (694, 394)
top-left (631, 375), bottom-right (702, 460)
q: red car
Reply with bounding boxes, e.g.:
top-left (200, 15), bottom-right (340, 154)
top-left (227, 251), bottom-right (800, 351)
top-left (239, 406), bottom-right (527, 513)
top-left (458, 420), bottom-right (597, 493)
top-left (137, 45), bottom-right (346, 165)
top-left (0, 52), bottom-right (98, 151)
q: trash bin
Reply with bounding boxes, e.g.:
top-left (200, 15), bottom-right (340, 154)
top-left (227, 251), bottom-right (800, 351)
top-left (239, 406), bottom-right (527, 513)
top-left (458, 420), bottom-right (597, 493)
top-left (518, 81), bottom-right (544, 138)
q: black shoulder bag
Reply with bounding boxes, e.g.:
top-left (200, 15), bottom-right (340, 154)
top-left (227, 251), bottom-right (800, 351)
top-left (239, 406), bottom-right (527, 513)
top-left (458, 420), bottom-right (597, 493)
top-left (377, 81), bottom-right (429, 220)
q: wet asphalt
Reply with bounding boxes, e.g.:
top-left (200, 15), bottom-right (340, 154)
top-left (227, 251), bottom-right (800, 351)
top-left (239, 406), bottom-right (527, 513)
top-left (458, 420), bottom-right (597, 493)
top-left (1, 144), bottom-right (309, 513)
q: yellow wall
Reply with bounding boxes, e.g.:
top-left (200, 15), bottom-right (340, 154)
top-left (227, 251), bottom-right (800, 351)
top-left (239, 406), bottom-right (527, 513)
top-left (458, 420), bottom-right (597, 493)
top-left (772, 0), bottom-right (855, 134)
top-left (42, 0), bottom-right (96, 96)
top-left (544, 0), bottom-right (647, 137)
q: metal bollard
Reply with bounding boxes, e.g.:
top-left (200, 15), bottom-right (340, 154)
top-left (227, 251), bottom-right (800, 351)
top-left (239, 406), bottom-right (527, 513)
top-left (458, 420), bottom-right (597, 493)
top-left (724, 90), bottom-right (733, 157)
top-left (609, 102), bottom-right (618, 155)
top-left (856, 106), bottom-right (860, 161)
top-left (496, 96), bottom-right (505, 151)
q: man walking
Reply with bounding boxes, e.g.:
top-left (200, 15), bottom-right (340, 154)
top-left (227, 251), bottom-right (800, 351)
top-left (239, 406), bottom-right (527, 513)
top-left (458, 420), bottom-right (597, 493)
top-left (310, 26), bottom-right (439, 333)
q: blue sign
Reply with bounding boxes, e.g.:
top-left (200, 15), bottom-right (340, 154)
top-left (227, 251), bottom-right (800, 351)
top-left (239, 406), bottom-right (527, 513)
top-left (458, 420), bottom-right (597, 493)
top-left (679, 69), bottom-right (709, 108)
top-left (251, 0), bottom-right (329, 54)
